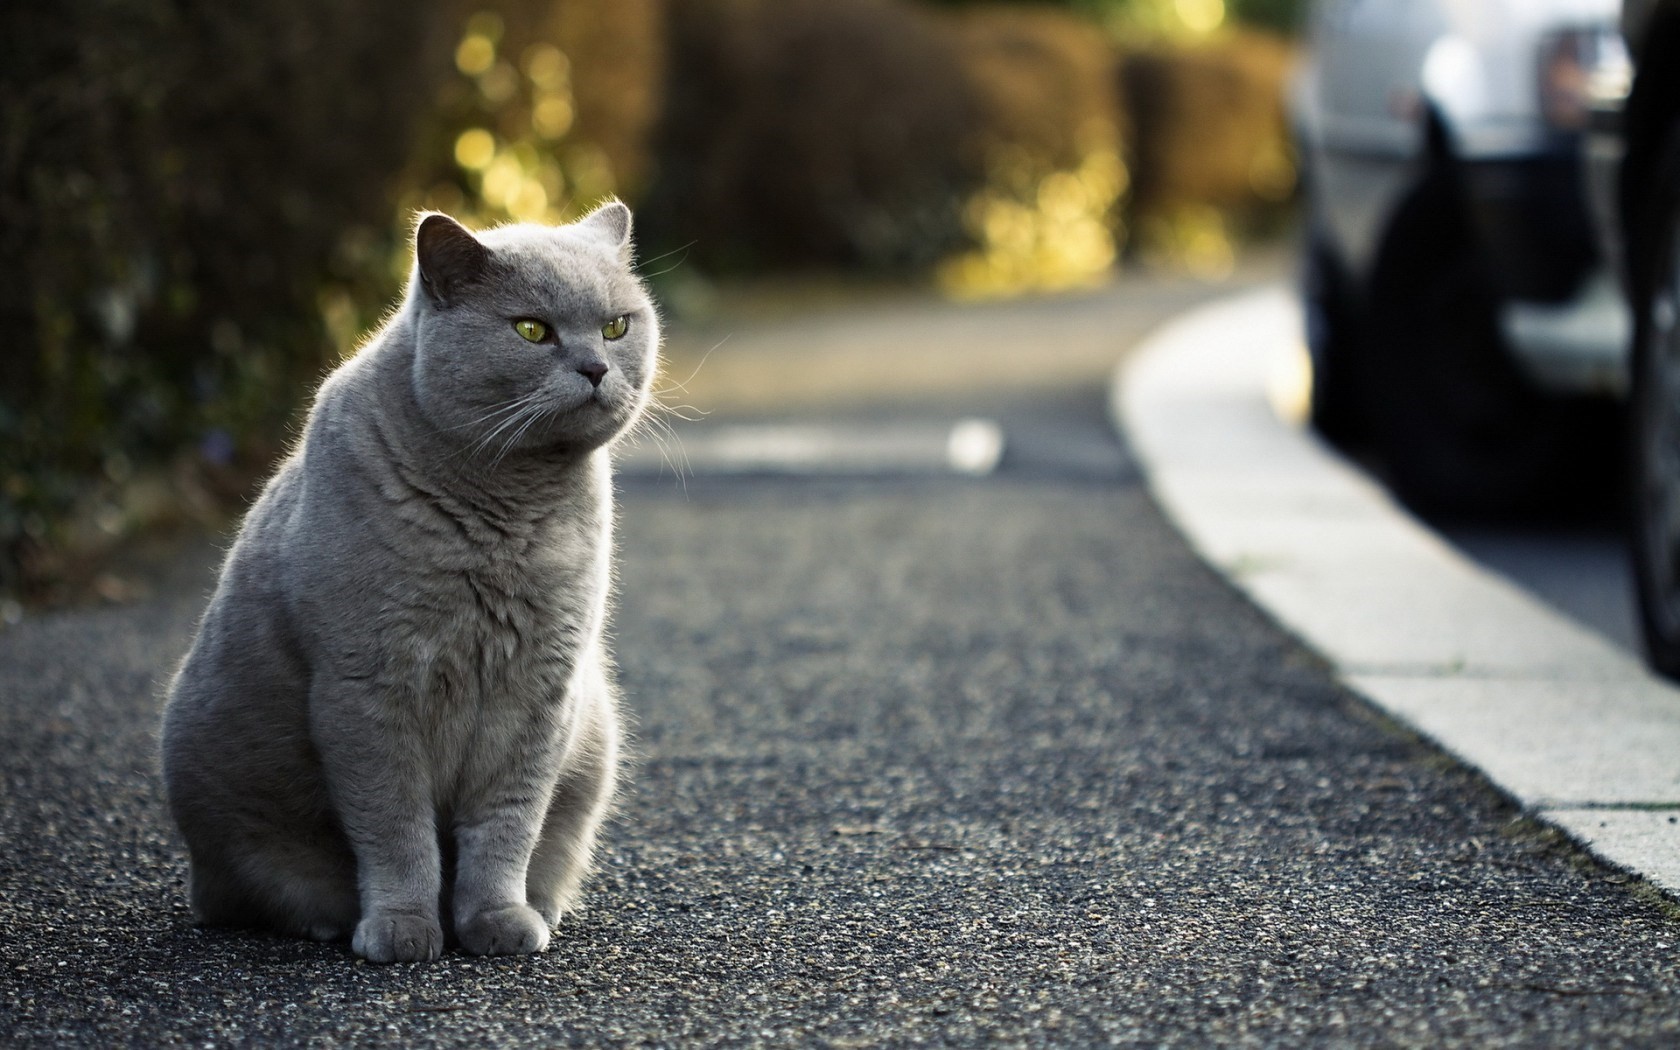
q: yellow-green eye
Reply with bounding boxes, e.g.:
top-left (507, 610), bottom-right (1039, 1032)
top-left (514, 319), bottom-right (548, 343)
top-left (602, 315), bottom-right (629, 341)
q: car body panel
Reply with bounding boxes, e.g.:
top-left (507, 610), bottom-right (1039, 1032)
top-left (1297, 0), bottom-right (1629, 394)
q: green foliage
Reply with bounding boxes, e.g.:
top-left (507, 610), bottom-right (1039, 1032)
top-left (0, 0), bottom-right (453, 596)
top-left (0, 0), bottom-right (667, 602)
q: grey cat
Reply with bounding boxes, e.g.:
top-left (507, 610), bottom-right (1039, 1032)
top-left (162, 201), bottom-right (658, 963)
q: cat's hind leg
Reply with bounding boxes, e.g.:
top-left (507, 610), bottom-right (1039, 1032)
top-left (185, 835), bottom-right (359, 943)
top-left (527, 695), bottom-right (621, 927)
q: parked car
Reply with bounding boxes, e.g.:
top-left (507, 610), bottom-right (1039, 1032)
top-left (1293, 0), bottom-right (1630, 514)
top-left (1592, 0), bottom-right (1680, 674)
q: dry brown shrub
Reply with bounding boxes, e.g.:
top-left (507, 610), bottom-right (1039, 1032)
top-left (546, 0), bottom-right (666, 197)
top-left (936, 4), bottom-right (1128, 296)
top-left (945, 5), bottom-right (1125, 177)
top-left (643, 0), bottom-right (1139, 290)
top-left (1120, 29), bottom-right (1299, 218)
top-left (643, 0), bottom-right (982, 271)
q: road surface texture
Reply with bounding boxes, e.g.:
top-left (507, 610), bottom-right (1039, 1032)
top-left (4, 265), bottom-right (1678, 1046)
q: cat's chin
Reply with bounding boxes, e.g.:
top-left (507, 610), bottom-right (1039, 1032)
top-left (530, 406), bottom-right (640, 457)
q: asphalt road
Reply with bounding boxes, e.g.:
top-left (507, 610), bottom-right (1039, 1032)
top-left (4, 270), bottom-right (1680, 1046)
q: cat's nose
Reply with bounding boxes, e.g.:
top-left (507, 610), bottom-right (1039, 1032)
top-left (578, 360), bottom-right (608, 388)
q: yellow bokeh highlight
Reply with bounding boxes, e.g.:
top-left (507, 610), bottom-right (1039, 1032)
top-left (523, 44), bottom-right (570, 89)
top-left (455, 34), bottom-right (495, 77)
top-left (1175, 0), bottom-right (1226, 35)
top-left (453, 128), bottom-right (496, 171)
top-left (507, 180), bottom-right (549, 222)
top-left (532, 96), bottom-right (575, 140)
top-left (1101, 0), bottom-right (1228, 38)
top-left (939, 148), bottom-right (1128, 301)
top-left (1139, 205), bottom-right (1235, 279)
top-left (480, 154), bottom-right (523, 209)
top-left (563, 144), bottom-right (617, 203)
top-left (537, 164), bottom-right (565, 203)
top-left (401, 11), bottom-right (611, 245)
top-left (457, 138), bottom-right (571, 226)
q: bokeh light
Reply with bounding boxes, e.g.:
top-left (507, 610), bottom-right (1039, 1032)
top-left (938, 147), bottom-right (1129, 300)
top-left (1176, 0), bottom-right (1226, 35)
top-left (394, 6), bottom-right (609, 267)
top-left (453, 129), bottom-right (496, 170)
top-left (455, 34), bottom-right (496, 77)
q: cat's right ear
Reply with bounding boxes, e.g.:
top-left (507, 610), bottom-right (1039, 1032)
top-left (415, 213), bottom-right (490, 308)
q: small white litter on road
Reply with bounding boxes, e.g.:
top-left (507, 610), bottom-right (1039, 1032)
top-left (616, 418), bottom-right (1005, 478)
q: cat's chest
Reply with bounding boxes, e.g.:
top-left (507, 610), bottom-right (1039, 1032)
top-left (311, 452), bottom-right (611, 702)
top-left (325, 531), bottom-right (599, 721)
top-left (412, 558), bottom-right (594, 688)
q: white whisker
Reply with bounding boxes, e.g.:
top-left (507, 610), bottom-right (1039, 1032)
top-left (618, 392), bottom-right (694, 494)
top-left (489, 402), bottom-right (551, 467)
top-left (635, 240), bottom-right (696, 275)
top-left (455, 393), bottom-right (549, 464)
top-left (643, 415), bottom-right (692, 494)
top-left (446, 391), bottom-right (545, 433)
top-left (657, 402), bottom-right (707, 424)
top-left (655, 335), bottom-right (729, 400)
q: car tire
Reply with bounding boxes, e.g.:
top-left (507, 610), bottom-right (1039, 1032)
top-left (1363, 160), bottom-right (1567, 516)
top-left (1301, 216), bottom-right (1367, 447)
top-left (1628, 122), bottom-right (1680, 678)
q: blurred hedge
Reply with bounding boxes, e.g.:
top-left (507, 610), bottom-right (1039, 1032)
top-left (0, 0), bottom-right (1298, 606)
top-left (0, 0), bottom-right (457, 601)
top-left (641, 0), bottom-right (1137, 292)
top-left (0, 0), bottom-right (656, 604)
top-left (391, 0), bottom-right (663, 236)
top-left (1121, 29), bottom-right (1297, 271)
top-left (643, 0), bottom-right (1295, 290)
top-left (925, 0), bottom-right (1306, 35)
top-left (643, 0), bottom-right (982, 272)
top-left (937, 5), bottom-right (1128, 296)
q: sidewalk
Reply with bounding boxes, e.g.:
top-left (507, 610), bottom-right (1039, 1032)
top-left (1116, 287), bottom-right (1680, 898)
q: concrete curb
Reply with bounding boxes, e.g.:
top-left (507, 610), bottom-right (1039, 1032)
top-left (1115, 285), bottom-right (1680, 897)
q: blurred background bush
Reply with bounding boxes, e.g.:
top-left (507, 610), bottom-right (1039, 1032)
top-left (0, 0), bottom-right (1302, 609)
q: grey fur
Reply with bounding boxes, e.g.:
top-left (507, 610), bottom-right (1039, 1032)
top-left (162, 202), bottom-right (657, 963)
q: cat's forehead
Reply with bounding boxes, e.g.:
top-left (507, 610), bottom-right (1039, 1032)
top-left (478, 222), bottom-right (640, 314)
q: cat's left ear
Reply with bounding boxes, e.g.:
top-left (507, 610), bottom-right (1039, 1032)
top-left (415, 212), bottom-right (491, 308)
top-left (576, 199), bottom-right (633, 262)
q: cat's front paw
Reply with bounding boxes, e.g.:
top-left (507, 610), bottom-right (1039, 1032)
top-left (457, 903), bottom-right (551, 956)
top-left (352, 911), bottom-right (444, 963)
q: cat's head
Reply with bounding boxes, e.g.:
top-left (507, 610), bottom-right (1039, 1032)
top-left (406, 201), bottom-right (659, 460)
